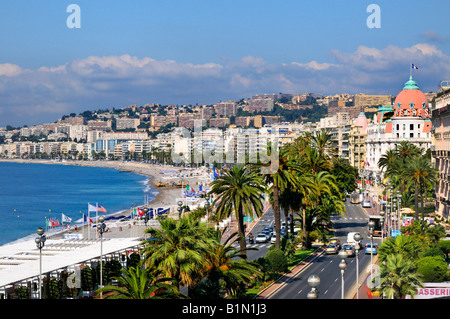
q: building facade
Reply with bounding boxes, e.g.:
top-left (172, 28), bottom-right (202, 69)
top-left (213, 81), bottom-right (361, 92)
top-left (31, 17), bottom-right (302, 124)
top-left (431, 83), bottom-right (450, 220)
top-left (364, 76), bottom-right (432, 185)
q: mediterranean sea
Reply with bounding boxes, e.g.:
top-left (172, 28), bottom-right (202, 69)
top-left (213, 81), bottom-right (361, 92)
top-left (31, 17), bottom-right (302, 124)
top-left (0, 162), bottom-right (154, 246)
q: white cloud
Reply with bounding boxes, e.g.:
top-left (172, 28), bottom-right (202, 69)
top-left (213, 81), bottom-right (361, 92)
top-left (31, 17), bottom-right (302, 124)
top-left (1, 43), bottom-right (450, 126)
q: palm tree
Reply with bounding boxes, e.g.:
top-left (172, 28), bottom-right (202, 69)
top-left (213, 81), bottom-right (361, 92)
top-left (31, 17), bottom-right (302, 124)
top-left (142, 215), bottom-right (215, 295)
top-left (376, 254), bottom-right (423, 299)
top-left (95, 266), bottom-right (184, 299)
top-left (201, 229), bottom-right (262, 298)
top-left (426, 224), bottom-right (447, 248)
top-left (209, 165), bottom-right (265, 256)
top-left (403, 156), bottom-right (437, 220)
top-left (378, 235), bottom-right (425, 263)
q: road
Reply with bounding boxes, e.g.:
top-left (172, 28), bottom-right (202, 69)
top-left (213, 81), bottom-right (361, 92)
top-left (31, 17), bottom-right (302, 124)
top-left (260, 200), bottom-right (382, 299)
top-left (229, 207), bottom-right (276, 261)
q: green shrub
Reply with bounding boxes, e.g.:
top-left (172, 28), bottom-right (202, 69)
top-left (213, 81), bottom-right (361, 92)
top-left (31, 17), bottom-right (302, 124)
top-left (265, 249), bottom-right (288, 273)
top-left (417, 256), bottom-right (448, 282)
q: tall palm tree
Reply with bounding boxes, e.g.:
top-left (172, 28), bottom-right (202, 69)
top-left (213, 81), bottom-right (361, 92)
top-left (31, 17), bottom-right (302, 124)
top-left (376, 254), bottom-right (423, 299)
top-left (209, 165), bottom-right (265, 256)
top-left (253, 144), bottom-right (302, 249)
top-left (403, 156), bottom-right (437, 220)
top-left (95, 266), bottom-right (184, 299)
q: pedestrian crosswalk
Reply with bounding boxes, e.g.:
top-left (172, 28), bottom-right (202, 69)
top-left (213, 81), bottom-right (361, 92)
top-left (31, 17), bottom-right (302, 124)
top-left (331, 216), bottom-right (368, 221)
top-left (231, 242), bottom-right (272, 249)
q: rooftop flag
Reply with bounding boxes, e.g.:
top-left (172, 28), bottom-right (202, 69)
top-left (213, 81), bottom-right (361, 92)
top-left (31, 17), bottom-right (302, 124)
top-left (412, 64), bottom-right (419, 70)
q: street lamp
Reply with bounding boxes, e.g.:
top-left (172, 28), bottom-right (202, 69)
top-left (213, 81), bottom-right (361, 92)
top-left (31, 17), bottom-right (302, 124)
top-left (353, 232), bottom-right (361, 299)
top-left (35, 227), bottom-right (46, 299)
top-left (386, 203), bottom-right (391, 237)
top-left (338, 249), bottom-right (348, 299)
top-left (397, 191), bottom-right (402, 233)
top-left (177, 200), bottom-right (183, 219)
top-left (379, 210), bottom-right (385, 242)
top-left (307, 274), bottom-right (320, 299)
top-left (98, 216), bottom-right (106, 298)
top-left (143, 207), bottom-right (149, 226)
top-left (368, 220), bottom-right (375, 276)
top-left (205, 194), bottom-right (210, 219)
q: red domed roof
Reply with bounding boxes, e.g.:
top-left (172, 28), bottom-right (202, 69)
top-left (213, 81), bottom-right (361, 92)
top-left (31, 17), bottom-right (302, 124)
top-left (393, 76), bottom-right (430, 118)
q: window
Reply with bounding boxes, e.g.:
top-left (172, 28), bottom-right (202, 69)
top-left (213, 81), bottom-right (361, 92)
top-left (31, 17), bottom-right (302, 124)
top-left (410, 133), bottom-right (414, 138)
top-left (410, 124), bottom-right (414, 130)
top-left (396, 124), bottom-right (400, 130)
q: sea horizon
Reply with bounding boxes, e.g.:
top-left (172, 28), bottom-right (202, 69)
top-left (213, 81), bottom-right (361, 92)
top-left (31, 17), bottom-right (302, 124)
top-left (0, 161), bottom-right (155, 246)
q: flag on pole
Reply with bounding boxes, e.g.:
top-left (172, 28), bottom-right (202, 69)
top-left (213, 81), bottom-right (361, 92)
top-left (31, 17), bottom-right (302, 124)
top-left (83, 214), bottom-right (93, 224)
top-left (412, 63), bottom-right (419, 70)
top-left (137, 207), bottom-right (145, 217)
top-left (62, 213), bottom-right (72, 223)
top-left (97, 205), bottom-right (107, 213)
top-left (88, 203), bottom-right (107, 213)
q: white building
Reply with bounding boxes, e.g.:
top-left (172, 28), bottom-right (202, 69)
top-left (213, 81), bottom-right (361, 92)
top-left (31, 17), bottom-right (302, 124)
top-left (364, 76), bottom-right (432, 184)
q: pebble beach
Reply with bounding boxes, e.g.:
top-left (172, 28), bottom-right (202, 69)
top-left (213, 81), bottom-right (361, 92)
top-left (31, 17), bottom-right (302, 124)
top-left (0, 159), bottom-right (212, 241)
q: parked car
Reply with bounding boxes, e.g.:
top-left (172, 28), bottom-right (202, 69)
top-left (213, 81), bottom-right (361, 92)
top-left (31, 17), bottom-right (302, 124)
top-left (365, 243), bottom-right (378, 255)
top-left (256, 233), bottom-right (268, 243)
top-left (342, 244), bottom-right (355, 257)
top-left (325, 243), bottom-right (339, 254)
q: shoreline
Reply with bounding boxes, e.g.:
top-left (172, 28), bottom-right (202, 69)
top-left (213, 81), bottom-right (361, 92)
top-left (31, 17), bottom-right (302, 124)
top-left (0, 158), bottom-right (211, 242)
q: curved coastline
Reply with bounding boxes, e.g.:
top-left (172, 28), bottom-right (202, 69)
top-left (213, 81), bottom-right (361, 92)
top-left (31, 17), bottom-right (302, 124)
top-left (0, 159), bottom-right (209, 243)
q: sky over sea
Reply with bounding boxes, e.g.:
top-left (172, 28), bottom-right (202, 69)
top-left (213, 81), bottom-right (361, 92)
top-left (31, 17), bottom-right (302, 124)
top-left (0, 0), bottom-right (449, 126)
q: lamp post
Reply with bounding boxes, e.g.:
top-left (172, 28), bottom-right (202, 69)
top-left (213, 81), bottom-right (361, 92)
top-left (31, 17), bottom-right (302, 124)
top-left (353, 232), bottom-right (361, 299)
top-left (143, 207), bottom-right (149, 227)
top-left (307, 274), bottom-right (320, 299)
top-left (398, 192), bottom-right (402, 232)
top-left (205, 194), bottom-right (210, 219)
top-left (35, 227), bottom-right (46, 299)
top-left (368, 220), bottom-right (375, 276)
top-left (98, 216), bottom-right (106, 298)
top-left (338, 249), bottom-right (348, 299)
top-left (379, 210), bottom-right (385, 242)
top-left (177, 200), bottom-right (183, 219)
top-left (386, 203), bottom-right (391, 238)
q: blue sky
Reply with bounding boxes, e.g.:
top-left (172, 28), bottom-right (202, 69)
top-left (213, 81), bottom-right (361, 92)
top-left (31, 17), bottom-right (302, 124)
top-left (1, 1), bottom-right (450, 126)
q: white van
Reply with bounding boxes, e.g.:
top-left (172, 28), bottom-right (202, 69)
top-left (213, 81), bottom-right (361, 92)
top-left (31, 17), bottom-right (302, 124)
top-left (347, 232), bottom-right (362, 246)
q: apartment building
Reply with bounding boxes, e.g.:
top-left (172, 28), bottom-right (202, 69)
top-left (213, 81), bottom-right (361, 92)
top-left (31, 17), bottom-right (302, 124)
top-left (116, 118), bottom-right (140, 130)
top-left (354, 93), bottom-right (393, 108)
top-left (349, 112), bottom-right (368, 169)
top-left (431, 82), bottom-right (450, 220)
top-left (249, 98), bottom-right (274, 113)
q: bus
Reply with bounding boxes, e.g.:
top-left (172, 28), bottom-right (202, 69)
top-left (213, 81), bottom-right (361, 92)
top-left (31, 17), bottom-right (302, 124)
top-left (351, 193), bottom-right (362, 204)
top-left (368, 215), bottom-right (383, 237)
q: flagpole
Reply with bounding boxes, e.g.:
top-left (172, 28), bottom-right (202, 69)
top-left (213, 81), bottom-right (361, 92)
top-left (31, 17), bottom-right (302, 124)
top-left (410, 62), bottom-right (412, 78)
top-left (88, 203), bottom-right (90, 240)
top-left (96, 203), bottom-right (99, 238)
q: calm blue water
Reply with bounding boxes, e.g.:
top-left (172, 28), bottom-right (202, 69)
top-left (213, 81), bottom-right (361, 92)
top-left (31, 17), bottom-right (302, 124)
top-left (0, 162), bottom-right (154, 246)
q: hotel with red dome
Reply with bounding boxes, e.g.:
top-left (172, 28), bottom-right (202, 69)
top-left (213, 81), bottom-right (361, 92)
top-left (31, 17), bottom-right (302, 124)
top-left (364, 76), bottom-right (432, 184)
